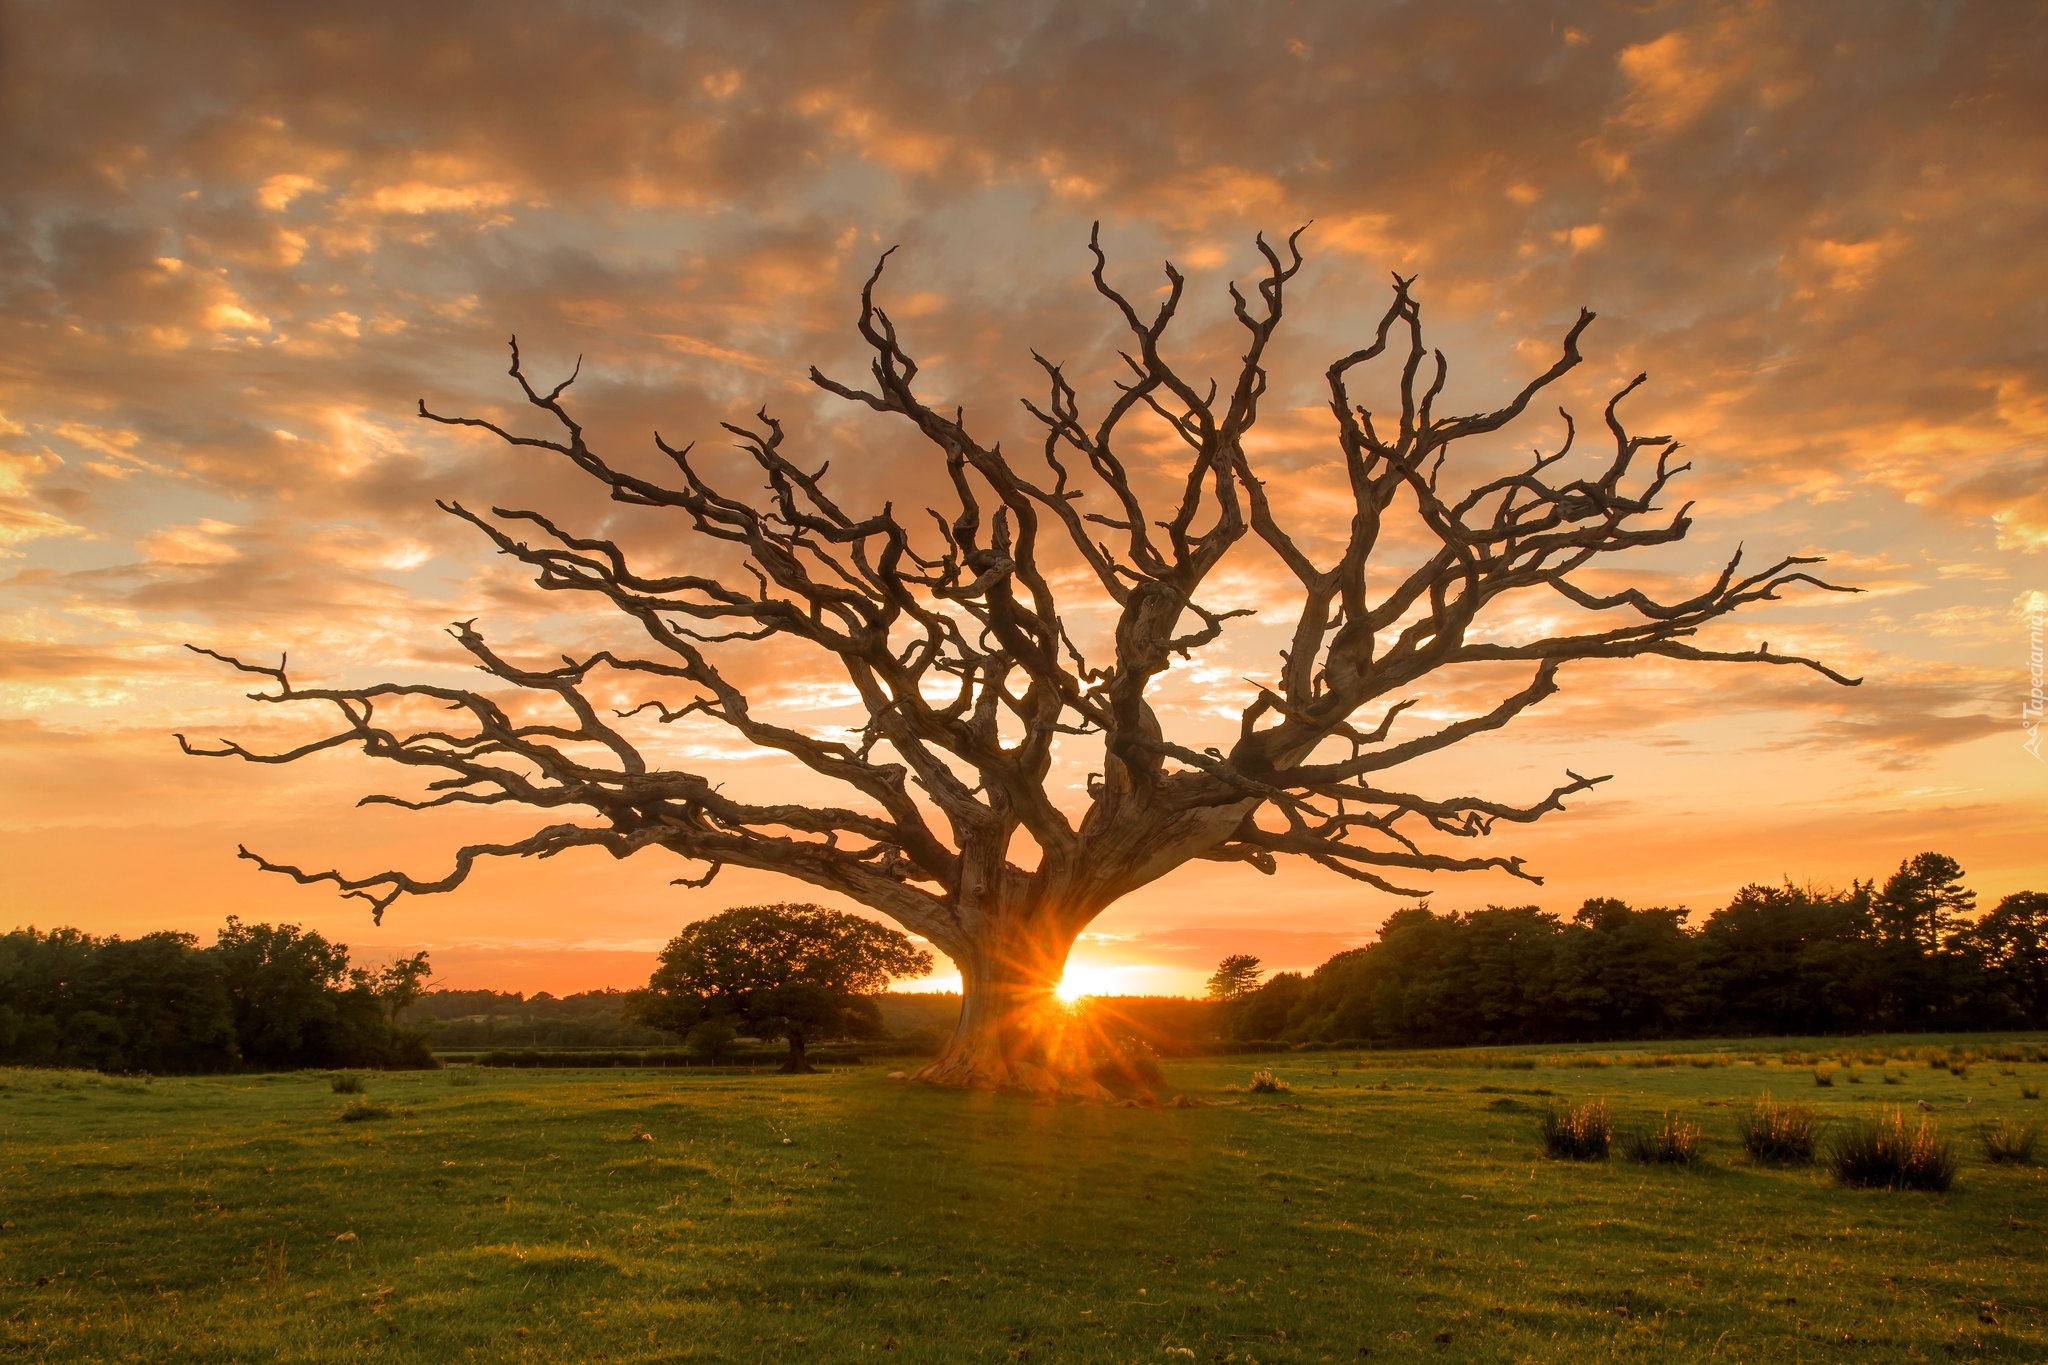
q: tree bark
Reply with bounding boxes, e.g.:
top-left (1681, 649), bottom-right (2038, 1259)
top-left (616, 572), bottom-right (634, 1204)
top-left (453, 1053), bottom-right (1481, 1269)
top-left (913, 912), bottom-right (1117, 1098)
top-left (781, 1029), bottom-right (812, 1074)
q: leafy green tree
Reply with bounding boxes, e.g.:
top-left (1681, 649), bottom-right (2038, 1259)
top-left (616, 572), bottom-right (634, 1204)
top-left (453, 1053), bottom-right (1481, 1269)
top-left (1231, 970), bottom-right (1308, 1042)
top-left (1874, 852), bottom-right (1977, 952)
top-left (633, 905), bottom-right (932, 1072)
top-left (1963, 891), bottom-right (2048, 1025)
top-left (0, 928), bottom-right (236, 1073)
top-left (1554, 900), bottom-right (1697, 1039)
top-left (77, 932), bottom-right (238, 1073)
top-left (683, 1017), bottom-right (739, 1063)
top-left (211, 917), bottom-right (351, 1067)
top-left (1205, 954), bottom-right (1263, 1001)
top-left (1693, 881), bottom-right (1881, 1033)
top-left (0, 927), bottom-right (97, 1065)
top-left (210, 919), bottom-right (432, 1069)
top-left (368, 951), bottom-right (433, 1023)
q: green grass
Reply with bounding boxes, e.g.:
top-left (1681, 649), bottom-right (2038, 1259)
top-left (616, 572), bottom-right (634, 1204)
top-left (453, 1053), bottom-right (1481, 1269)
top-left (2, 1037), bottom-right (2046, 1362)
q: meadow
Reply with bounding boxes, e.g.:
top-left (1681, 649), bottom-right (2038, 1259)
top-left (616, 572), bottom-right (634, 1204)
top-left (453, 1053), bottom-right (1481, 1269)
top-left (1, 1036), bottom-right (2043, 1363)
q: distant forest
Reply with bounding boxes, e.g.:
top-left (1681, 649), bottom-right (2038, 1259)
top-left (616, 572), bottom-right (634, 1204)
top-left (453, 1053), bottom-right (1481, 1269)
top-left (0, 919), bottom-right (431, 1074)
top-left (1219, 854), bottom-right (2048, 1047)
top-left (5, 853), bottom-right (2042, 1074)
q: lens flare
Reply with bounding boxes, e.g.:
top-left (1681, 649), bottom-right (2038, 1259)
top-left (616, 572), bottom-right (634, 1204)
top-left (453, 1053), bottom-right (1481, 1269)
top-left (1053, 964), bottom-right (1122, 1002)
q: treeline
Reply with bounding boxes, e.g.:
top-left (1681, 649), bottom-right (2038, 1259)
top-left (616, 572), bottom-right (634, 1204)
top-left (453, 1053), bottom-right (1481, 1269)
top-left (1224, 854), bottom-right (2048, 1047)
top-left (404, 989), bottom-right (674, 1050)
top-left (0, 919), bottom-right (433, 1073)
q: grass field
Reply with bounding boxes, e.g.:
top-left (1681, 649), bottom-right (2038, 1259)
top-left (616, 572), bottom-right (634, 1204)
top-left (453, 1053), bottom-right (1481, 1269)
top-left (2, 1035), bottom-right (2044, 1363)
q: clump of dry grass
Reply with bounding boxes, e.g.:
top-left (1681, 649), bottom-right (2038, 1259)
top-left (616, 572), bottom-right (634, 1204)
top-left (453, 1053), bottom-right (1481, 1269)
top-left (2020, 1081), bottom-right (2042, 1101)
top-left (1622, 1112), bottom-right (1704, 1165)
top-left (1980, 1119), bottom-right (2039, 1166)
top-left (337, 1099), bottom-right (397, 1123)
top-left (1813, 1064), bottom-right (1835, 1087)
top-left (1826, 1109), bottom-right (1957, 1191)
top-left (329, 1074), bottom-right (365, 1094)
top-left (1539, 1100), bottom-right (1611, 1161)
top-left (1247, 1069), bottom-right (1290, 1094)
top-left (1739, 1093), bottom-right (1819, 1165)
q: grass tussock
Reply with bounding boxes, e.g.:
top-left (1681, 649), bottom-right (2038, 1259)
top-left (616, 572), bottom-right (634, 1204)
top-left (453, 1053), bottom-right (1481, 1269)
top-left (1740, 1093), bottom-right (1819, 1165)
top-left (337, 1099), bottom-right (400, 1123)
top-left (329, 1074), bottom-right (365, 1094)
top-left (2020, 1081), bottom-right (2041, 1100)
top-left (1813, 1064), bottom-right (1835, 1087)
top-left (1980, 1119), bottom-right (2039, 1166)
top-left (1622, 1112), bottom-right (1704, 1165)
top-left (1246, 1069), bottom-right (1290, 1094)
top-left (1539, 1099), bottom-right (1612, 1160)
top-left (1826, 1108), bottom-right (1956, 1191)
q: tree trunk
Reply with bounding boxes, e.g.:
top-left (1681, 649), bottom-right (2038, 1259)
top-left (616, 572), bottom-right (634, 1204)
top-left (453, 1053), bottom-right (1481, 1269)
top-left (780, 1029), bottom-right (813, 1074)
top-left (913, 915), bottom-right (1119, 1098)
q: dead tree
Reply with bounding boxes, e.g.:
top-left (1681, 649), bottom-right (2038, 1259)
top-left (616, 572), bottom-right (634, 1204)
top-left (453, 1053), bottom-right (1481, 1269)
top-left (183, 227), bottom-right (1858, 1094)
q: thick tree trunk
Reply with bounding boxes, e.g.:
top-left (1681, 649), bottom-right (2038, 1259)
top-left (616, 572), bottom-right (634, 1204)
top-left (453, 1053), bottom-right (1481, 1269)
top-left (913, 915), bottom-right (1121, 1098)
top-left (781, 1030), bottom-right (812, 1074)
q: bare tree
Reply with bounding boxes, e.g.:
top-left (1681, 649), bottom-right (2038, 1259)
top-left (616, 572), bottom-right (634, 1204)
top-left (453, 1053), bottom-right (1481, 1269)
top-left (183, 226), bottom-right (1858, 1094)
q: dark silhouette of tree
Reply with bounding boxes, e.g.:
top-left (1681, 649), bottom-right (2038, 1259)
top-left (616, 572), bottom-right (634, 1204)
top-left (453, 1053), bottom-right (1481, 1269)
top-left (1693, 882), bottom-right (1883, 1034)
top-left (0, 928), bottom-right (237, 1074)
top-left (1964, 892), bottom-right (2048, 1026)
top-left (370, 950), bottom-right (434, 1024)
top-left (182, 227), bottom-right (1858, 1093)
top-left (212, 918), bottom-right (353, 1068)
top-left (1205, 954), bottom-right (1264, 1001)
top-left (0, 922), bottom-right (430, 1072)
top-left (630, 904), bottom-right (932, 1072)
top-left (1875, 852), bottom-right (1978, 952)
top-left (1554, 900), bottom-right (1695, 1039)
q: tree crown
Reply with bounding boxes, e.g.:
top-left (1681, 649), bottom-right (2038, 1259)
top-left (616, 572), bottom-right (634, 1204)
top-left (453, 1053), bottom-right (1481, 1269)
top-left (182, 227), bottom-right (1858, 997)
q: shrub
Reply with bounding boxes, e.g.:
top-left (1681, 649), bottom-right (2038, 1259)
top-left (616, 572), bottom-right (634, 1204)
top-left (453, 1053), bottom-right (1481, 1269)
top-left (1948, 1062), bottom-right (1970, 1079)
top-left (329, 1074), bottom-right (365, 1094)
top-left (1813, 1064), bottom-right (1835, 1087)
top-left (337, 1100), bottom-right (396, 1122)
top-left (2021, 1082), bottom-right (2042, 1100)
top-left (1980, 1119), bottom-right (2039, 1165)
top-left (1539, 1100), bottom-right (1611, 1160)
top-left (1092, 1038), bottom-right (1165, 1096)
top-left (1247, 1069), bottom-right (1290, 1094)
top-left (1739, 1093), bottom-right (1819, 1165)
top-left (1826, 1109), bottom-right (1956, 1191)
top-left (1622, 1112), bottom-right (1703, 1165)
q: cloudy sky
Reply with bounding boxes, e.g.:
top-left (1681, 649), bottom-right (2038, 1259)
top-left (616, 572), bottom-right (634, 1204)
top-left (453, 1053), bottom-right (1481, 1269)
top-left (3, 0), bottom-right (2044, 996)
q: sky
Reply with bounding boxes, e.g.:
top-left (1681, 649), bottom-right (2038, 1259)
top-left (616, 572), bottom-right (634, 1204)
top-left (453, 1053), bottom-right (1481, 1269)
top-left (3, 0), bottom-right (2044, 998)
